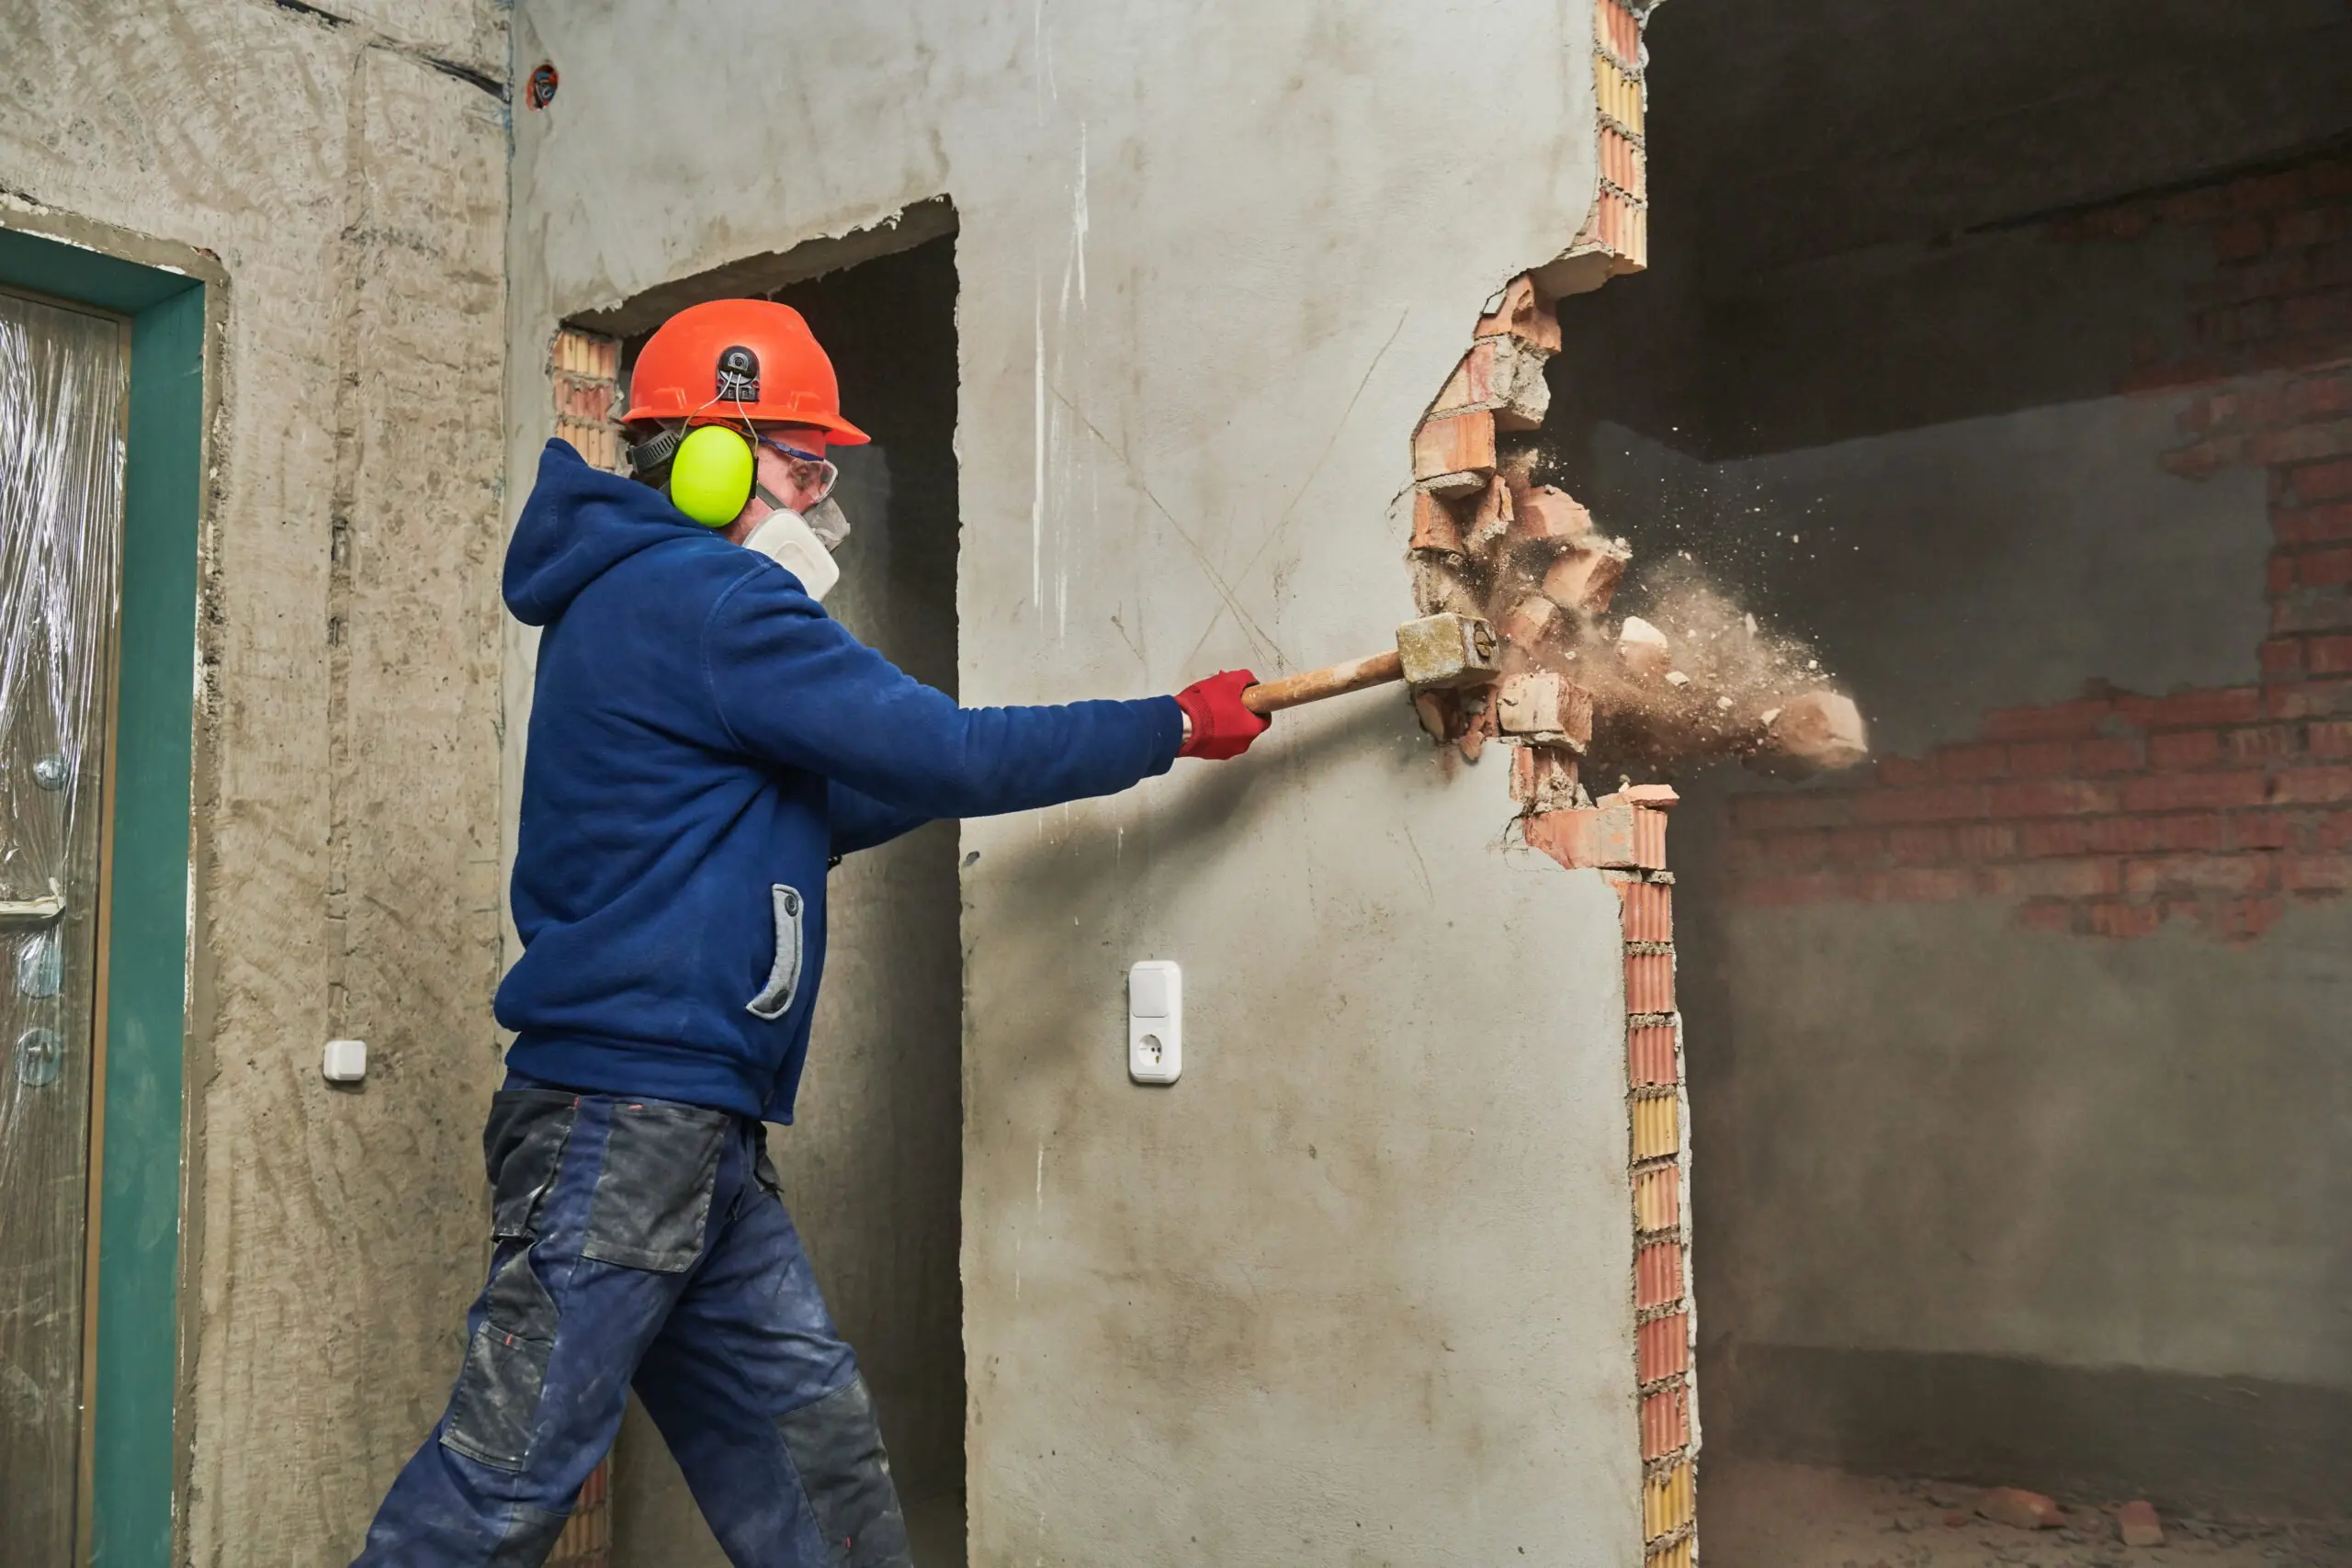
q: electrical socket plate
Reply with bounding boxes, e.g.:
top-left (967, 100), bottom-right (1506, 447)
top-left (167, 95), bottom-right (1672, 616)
top-left (1127, 960), bottom-right (1182, 1084)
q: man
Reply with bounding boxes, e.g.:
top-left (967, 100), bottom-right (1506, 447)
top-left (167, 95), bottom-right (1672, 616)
top-left (356, 299), bottom-right (1270, 1566)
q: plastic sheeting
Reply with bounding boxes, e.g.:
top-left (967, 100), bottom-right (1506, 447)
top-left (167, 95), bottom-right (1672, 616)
top-left (0, 288), bottom-right (129, 1560)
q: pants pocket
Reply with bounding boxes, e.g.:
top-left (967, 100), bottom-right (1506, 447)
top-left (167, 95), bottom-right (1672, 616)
top-left (443, 1248), bottom-right (559, 1472)
top-left (777, 1374), bottom-right (912, 1568)
top-left (482, 1090), bottom-right (579, 1239)
top-left (745, 884), bottom-right (805, 1021)
top-left (581, 1100), bottom-right (730, 1272)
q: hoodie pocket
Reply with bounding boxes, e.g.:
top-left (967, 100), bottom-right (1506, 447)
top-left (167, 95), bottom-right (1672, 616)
top-left (746, 884), bottom-right (805, 1021)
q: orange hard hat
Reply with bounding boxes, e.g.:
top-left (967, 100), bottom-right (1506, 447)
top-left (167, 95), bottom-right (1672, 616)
top-left (621, 299), bottom-right (869, 446)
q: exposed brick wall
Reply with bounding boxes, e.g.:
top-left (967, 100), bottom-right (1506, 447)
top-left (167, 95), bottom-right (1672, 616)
top-left (1727, 156), bottom-right (2352, 942)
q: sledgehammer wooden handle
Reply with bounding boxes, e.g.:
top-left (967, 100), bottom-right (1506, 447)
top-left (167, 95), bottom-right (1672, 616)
top-left (1241, 649), bottom-right (1405, 715)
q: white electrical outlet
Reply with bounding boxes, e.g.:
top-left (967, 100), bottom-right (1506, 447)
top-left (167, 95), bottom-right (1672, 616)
top-left (1127, 960), bottom-right (1182, 1084)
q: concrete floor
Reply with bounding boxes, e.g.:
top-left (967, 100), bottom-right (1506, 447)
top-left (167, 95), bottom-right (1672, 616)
top-left (1702, 1460), bottom-right (2352, 1568)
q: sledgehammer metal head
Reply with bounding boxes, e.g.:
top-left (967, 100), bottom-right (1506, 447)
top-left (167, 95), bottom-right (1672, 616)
top-left (1240, 612), bottom-right (1498, 716)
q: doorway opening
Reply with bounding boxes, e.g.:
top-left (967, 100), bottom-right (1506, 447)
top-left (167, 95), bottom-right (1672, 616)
top-left (556, 210), bottom-right (967, 1566)
top-left (1542, 6), bottom-right (2352, 1562)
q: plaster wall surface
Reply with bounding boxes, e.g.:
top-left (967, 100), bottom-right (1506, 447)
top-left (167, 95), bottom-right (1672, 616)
top-left (0, 1), bottom-right (511, 1561)
top-left (507, 2), bottom-right (1640, 1561)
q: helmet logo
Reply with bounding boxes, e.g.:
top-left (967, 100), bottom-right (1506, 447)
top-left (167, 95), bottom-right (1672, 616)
top-left (716, 344), bottom-right (760, 402)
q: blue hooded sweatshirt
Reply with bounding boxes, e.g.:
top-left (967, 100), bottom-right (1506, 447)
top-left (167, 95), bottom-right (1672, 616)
top-left (497, 440), bottom-right (1183, 1121)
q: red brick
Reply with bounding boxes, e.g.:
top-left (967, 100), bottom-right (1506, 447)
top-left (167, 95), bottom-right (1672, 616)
top-left (2087, 900), bottom-right (2165, 939)
top-left (1634, 1241), bottom-right (1682, 1308)
top-left (1856, 785), bottom-right (1989, 825)
top-left (2135, 686), bottom-right (2267, 728)
top-left (2018, 900), bottom-right (2078, 933)
top-left (1821, 827), bottom-right (1891, 863)
top-left (2231, 810), bottom-right (2301, 850)
top-left (2253, 415), bottom-right (2352, 465)
top-left (2280, 291), bottom-right (2352, 340)
top-left (2125, 853), bottom-right (2272, 896)
top-left (2148, 728), bottom-right (2223, 769)
top-left (1877, 867), bottom-right (1975, 902)
top-left (1952, 823), bottom-right (2018, 858)
top-left (1982, 700), bottom-right (2113, 741)
top-left (2270, 554), bottom-right (2300, 595)
top-left (2119, 1500), bottom-right (2166, 1550)
top-left (2214, 218), bottom-right (2268, 261)
top-left (2288, 459), bottom-right (2352, 502)
top-left (2289, 370), bottom-right (2352, 419)
top-left (2081, 813), bottom-right (2225, 854)
top-left (2313, 162), bottom-right (2352, 198)
top-left (2299, 547), bottom-right (2352, 586)
top-left (2276, 501), bottom-right (2352, 545)
top-left (1730, 793), bottom-right (1855, 831)
top-left (1885, 826), bottom-right (1953, 863)
top-left (2310, 719), bottom-right (2352, 755)
top-left (2017, 818), bottom-right (2095, 858)
top-left (1876, 755), bottom-right (1935, 787)
top-left (2227, 725), bottom-right (2300, 763)
top-left (1989, 859), bottom-right (2123, 899)
top-left (2309, 635), bottom-right (2352, 674)
top-left (1934, 741), bottom-right (2009, 781)
top-left (2267, 678), bottom-right (2352, 717)
top-left (2275, 207), bottom-right (2348, 250)
top-left (2005, 740), bottom-right (2076, 777)
top-left (1628, 1023), bottom-right (1678, 1087)
top-left (2272, 764), bottom-right (2352, 803)
top-left (2281, 852), bottom-right (2352, 891)
top-left (2077, 736), bottom-right (2148, 773)
top-left (2262, 637), bottom-right (2308, 679)
top-left (1641, 1386), bottom-right (1690, 1461)
top-left (1637, 1313), bottom-right (1688, 1385)
top-left (1989, 780), bottom-right (2120, 818)
top-left (2121, 772), bottom-right (2271, 812)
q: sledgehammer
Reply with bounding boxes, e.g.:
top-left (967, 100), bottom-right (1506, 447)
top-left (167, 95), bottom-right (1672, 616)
top-left (1240, 612), bottom-right (1500, 716)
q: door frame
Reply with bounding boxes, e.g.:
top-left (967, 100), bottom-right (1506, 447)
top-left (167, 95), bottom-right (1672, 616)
top-left (0, 216), bottom-right (215, 1568)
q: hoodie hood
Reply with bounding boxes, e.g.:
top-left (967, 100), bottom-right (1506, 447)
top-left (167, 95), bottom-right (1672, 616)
top-left (504, 439), bottom-right (707, 626)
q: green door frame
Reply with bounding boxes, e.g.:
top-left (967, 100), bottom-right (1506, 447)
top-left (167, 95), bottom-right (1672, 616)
top-left (0, 222), bottom-right (207, 1568)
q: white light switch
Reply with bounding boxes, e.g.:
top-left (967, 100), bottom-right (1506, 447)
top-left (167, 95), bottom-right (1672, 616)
top-left (1127, 960), bottom-right (1182, 1084)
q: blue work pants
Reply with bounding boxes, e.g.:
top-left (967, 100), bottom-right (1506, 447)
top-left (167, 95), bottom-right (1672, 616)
top-left (353, 1086), bottom-right (911, 1566)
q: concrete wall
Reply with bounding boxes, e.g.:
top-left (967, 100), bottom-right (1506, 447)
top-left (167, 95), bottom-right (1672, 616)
top-left (0, 2), bottom-right (511, 1561)
top-left (1551, 157), bottom-right (2352, 1514)
top-left (507, 3), bottom-right (1644, 1562)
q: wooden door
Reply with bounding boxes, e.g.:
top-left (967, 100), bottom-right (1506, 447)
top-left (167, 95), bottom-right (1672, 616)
top-left (0, 287), bottom-right (130, 1565)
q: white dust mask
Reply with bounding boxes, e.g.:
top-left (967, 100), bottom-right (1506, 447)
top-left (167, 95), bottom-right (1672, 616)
top-left (743, 503), bottom-right (841, 602)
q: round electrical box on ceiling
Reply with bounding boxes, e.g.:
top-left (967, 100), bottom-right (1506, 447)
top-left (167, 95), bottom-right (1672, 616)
top-left (527, 62), bottom-right (558, 109)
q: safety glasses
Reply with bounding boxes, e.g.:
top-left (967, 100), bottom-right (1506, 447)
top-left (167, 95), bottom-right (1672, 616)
top-left (752, 433), bottom-right (840, 506)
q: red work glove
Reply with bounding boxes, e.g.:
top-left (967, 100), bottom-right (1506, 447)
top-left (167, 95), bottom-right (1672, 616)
top-left (1175, 670), bottom-right (1272, 760)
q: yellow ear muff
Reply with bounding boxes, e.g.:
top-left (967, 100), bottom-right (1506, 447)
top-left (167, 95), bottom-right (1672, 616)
top-left (670, 424), bottom-right (756, 527)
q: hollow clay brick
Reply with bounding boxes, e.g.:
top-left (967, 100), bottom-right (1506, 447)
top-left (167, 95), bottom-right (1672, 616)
top-left (1474, 274), bottom-right (1564, 354)
top-left (1635, 1240), bottom-right (1682, 1308)
top-left (1632, 1093), bottom-right (1679, 1160)
top-left (1643, 1461), bottom-right (1694, 1542)
top-left (1496, 672), bottom-right (1594, 746)
top-left (1509, 743), bottom-right (1581, 810)
top-left (1633, 1164), bottom-right (1680, 1231)
top-left (1412, 410), bottom-right (1497, 496)
top-left (1617, 877), bottom-right (1672, 942)
top-left (1637, 1312), bottom-right (1689, 1385)
top-left (1627, 1023), bottom-right (1678, 1087)
top-left (1410, 491), bottom-right (1465, 555)
top-left (1639, 1386), bottom-right (1690, 1460)
top-left (1626, 951), bottom-right (1675, 1013)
